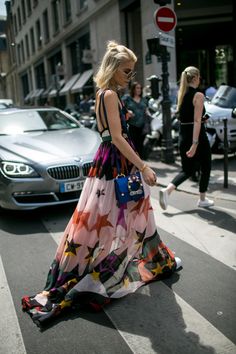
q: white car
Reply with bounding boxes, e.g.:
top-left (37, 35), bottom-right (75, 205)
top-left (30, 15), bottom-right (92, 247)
top-left (205, 85), bottom-right (236, 152)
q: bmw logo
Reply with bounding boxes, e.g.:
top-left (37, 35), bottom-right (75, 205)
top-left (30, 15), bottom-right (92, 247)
top-left (73, 157), bottom-right (83, 163)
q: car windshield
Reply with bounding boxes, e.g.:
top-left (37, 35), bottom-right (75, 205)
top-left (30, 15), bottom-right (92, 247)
top-left (0, 109), bottom-right (80, 135)
top-left (211, 85), bottom-right (236, 108)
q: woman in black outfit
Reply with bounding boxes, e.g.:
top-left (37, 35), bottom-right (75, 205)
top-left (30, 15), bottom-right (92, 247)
top-left (159, 66), bottom-right (214, 209)
top-left (123, 82), bottom-right (148, 158)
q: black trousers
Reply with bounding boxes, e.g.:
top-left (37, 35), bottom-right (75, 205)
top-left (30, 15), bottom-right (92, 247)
top-left (128, 124), bottom-right (145, 158)
top-left (171, 124), bottom-right (211, 193)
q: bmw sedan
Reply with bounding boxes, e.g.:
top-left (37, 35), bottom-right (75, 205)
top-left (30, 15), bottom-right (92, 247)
top-left (0, 107), bottom-right (101, 210)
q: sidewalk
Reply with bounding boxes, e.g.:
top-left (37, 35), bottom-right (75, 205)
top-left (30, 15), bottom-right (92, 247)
top-left (147, 152), bottom-right (236, 202)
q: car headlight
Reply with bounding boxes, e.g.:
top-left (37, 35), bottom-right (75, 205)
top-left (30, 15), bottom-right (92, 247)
top-left (0, 161), bottom-right (39, 178)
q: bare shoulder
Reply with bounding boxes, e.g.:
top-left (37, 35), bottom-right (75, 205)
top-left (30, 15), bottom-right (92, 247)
top-left (194, 91), bottom-right (204, 100)
top-left (103, 90), bottom-right (118, 101)
top-left (193, 91), bottom-right (204, 104)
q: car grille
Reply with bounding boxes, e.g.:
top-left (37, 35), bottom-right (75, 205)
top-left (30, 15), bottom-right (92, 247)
top-left (47, 165), bottom-right (80, 180)
top-left (82, 162), bottom-right (93, 176)
top-left (47, 162), bottom-right (93, 180)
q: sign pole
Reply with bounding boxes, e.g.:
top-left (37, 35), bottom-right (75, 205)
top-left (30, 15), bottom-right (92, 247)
top-left (160, 46), bottom-right (175, 163)
top-left (152, 5), bottom-right (177, 163)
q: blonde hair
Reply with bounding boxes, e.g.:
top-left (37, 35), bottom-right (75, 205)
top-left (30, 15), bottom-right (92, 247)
top-left (94, 40), bottom-right (137, 90)
top-left (177, 66), bottom-right (200, 111)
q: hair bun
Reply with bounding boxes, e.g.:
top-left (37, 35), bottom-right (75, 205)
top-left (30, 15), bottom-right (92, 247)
top-left (107, 40), bottom-right (119, 50)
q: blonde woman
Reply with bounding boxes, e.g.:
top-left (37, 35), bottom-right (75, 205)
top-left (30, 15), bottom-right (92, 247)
top-left (159, 66), bottom-right (214, 210)
top-left (22, 41), bottom-right (181, 327)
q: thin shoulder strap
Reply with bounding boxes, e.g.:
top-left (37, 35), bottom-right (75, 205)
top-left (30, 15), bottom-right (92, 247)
top-left (117, 92), bottom-right (123, 106)
top-left (100, 91), bottom-right (110, 130)
top-left (97, 91), bottom-right (107, 131)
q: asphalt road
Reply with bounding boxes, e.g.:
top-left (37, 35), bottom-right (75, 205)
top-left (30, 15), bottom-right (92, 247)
top-left (0, 189), bottom-right (235, 354)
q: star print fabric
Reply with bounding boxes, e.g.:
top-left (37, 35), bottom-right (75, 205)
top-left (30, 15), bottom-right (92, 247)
top-left (22, 91), bottom-right (177, 327)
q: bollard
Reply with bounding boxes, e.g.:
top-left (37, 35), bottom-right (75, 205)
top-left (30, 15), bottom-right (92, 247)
top-left (223, 118), bottom-right (228, 188)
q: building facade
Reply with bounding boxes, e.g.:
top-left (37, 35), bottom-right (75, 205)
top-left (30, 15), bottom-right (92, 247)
top-left (175, 0), bottom-right (235, 90)
top-left (4, 0), bottom-right (235, 107)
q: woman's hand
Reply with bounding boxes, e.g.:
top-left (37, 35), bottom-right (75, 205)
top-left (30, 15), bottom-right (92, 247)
top-left (127, 110), bottom-right (134, 119)
top-left (142, 166), bottom-right (157, 186)
top-left (186, 144), bottom-right (198, 158)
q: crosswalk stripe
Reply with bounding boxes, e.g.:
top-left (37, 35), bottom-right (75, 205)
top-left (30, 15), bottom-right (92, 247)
top-left (105, 282), bottom-right (236, 354)
top-left (42, 207), bottom-right (236, 353)
top-left (0, 255), bottom-right (26, 354)
top-left (150, 197), bottom-right (236, 270)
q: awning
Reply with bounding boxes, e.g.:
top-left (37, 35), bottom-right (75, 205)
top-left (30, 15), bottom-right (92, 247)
top-left (42, 85), bottom-right (53, 98)
top-left (24, 91), bottom-right (33, 101)
top-left (24, 90), bottom-right (36, 102)
top-left (71, 69), bottom-right (93, 94)
top-left (35, 88), bottom-right (45, 98)
top-left (48, 79), bottom-right (65, 98)
top-left (31, 89), bottom-right (44, 99)
top-left (59, 74), bottom-right (81, 96)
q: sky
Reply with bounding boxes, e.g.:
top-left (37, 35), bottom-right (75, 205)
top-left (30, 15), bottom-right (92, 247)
top-left (0, 1), bottom-right (7, 17)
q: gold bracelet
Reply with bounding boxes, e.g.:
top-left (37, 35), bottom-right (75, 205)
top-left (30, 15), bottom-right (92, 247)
top-left (140, 164), bottom-right (148, 172)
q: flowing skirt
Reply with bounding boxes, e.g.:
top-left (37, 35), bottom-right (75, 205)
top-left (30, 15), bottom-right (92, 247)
top-left (22, 143), bottom-right (177, 327)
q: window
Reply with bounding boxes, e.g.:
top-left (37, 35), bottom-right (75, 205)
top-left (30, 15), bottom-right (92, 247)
top-left (26, 0), bottom-right (31, 15)
top-left (35, 63), bottom-right (46, 89)
top-left (25, 34), bottom-right (30, 58)
top-left (36, 19), bottom-right (42, 48)
top-left (21, 0), bottom-right (26, 23)
top-left (52, 0), bottom-right (60, 33)
top-left (21, 73), bottom-right (29, 98)
top-left (79, 0), bottom-right (87, 9)
top-left (30, 27), bottom-right (35, 54)
top-left (17, 7), bottom-right (22, 29)
top-left (21, 40), bottom-right (25, 62)
top-left (17, 44), bottom-right (21, 65)
top-left (13, 14), bottom-right (17, 34)
top-left (43, 10), bottom-right (50, 42)
top-left (63, 0), bottom-right (71, 23)
top-left (70, 33), bottom-right (91, 74)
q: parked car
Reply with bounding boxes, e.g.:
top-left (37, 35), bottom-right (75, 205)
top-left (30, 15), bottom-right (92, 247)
top-left (0, 107), bottom-right (101, 210)
top-left (0, 103), bottom-right (9, 110)
top-left (0, 98), bottom-right (14, 107)
top-left (205, 85), bottom-right (236, 152)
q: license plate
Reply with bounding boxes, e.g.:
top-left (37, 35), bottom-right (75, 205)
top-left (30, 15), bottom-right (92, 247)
top-left (60, 180), bottom-right (84, 193)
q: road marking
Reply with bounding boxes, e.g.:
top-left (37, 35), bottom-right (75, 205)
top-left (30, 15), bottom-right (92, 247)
top-left (42, 209), bottom-right (236, 353)
top-left (105, 282), bottom-right (236, 354)
top-left (0, 256), bottom-right (26, 354)
top-left (151, 197), bottom-right (236, 269)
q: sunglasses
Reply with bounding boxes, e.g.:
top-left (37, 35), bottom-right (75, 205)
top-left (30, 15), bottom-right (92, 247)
top-left (124, 70), bottom-right (137, 81)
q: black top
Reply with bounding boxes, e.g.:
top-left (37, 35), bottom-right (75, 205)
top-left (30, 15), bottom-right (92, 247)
top-left (178, 87), bottom-right (205, 124)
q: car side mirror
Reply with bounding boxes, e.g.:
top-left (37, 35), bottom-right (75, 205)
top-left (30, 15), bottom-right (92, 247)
top-left (232, 107), bottom-right (236, 118)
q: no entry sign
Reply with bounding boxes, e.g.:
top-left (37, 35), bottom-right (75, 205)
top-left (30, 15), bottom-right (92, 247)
top-left (154, 6), bottom-right (177, 32)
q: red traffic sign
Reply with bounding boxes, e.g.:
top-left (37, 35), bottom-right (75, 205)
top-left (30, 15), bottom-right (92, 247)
top-left (154, 6), bottom-right (177, 32)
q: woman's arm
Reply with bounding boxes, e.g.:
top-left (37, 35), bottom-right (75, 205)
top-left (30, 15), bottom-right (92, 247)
top-left (104, 90), bottom-right (156, 186)
top-left (186, 92), bottom-right (204, 158)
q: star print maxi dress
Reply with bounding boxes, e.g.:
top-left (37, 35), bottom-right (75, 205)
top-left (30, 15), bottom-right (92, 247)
top-left (22, 91), bottom-right (177, 326)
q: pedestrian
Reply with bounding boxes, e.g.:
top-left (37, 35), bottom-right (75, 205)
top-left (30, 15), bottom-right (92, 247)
top-left (22, 40), bottom-right (181, 327)
top-left (123, 81), bottom-right (150, 158)
top-left (159, 66), bottom-right (214, 210)
top-left (79, 94), bottom-right (92, 113)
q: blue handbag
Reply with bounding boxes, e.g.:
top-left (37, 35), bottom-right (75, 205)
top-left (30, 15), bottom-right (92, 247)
top-left (114, 171), bottom-right (144, 206)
